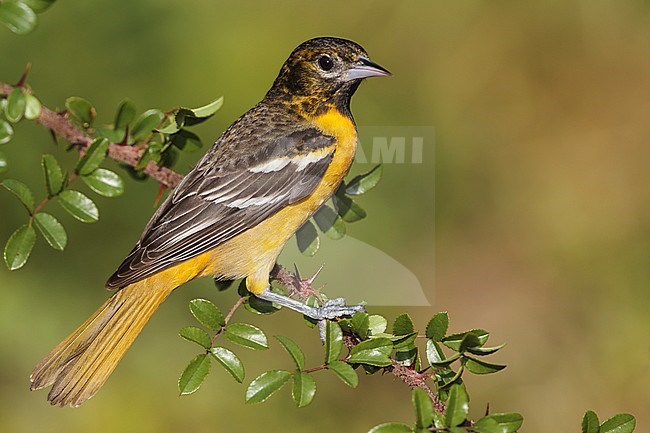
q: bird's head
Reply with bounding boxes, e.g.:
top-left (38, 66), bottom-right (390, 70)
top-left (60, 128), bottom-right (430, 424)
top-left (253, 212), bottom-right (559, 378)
top-left (267, 37), bottom-right (391, 117)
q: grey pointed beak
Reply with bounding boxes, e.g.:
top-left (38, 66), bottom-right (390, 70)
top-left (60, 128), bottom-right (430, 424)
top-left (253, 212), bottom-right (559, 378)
top-left (346, 56), bottom-right (392, 81)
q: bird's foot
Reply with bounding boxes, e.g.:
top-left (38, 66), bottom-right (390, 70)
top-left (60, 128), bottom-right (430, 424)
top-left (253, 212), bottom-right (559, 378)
top-left (310, 297), bottom-right (365, 320)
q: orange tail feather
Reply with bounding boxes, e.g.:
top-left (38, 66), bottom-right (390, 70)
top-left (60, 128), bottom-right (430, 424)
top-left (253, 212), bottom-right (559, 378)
top-left (30, 281), bottom-right (174, 407)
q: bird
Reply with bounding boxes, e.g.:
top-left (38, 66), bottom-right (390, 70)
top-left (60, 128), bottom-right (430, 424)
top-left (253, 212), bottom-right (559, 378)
top-left (29, 36), bottom-right (390, 407)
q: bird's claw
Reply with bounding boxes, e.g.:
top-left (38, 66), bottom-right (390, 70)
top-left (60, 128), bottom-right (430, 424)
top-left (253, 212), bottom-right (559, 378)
top-left (315, 299), bottom-right (365, 341)
top-left (313, 298), bottom-right (365, 320)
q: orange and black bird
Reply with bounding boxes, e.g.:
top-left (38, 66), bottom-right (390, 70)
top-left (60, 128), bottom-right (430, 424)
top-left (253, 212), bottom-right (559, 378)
top-left (30, 36), bottom-right (390, 407)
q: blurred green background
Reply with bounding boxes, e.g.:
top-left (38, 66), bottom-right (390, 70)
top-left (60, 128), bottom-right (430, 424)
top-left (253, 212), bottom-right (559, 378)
top-left (1, 1), bottom-right (649, 432)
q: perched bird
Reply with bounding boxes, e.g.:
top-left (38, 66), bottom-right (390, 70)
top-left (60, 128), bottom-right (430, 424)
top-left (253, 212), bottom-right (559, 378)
top-left (30, 36), bottom-right (390, 407)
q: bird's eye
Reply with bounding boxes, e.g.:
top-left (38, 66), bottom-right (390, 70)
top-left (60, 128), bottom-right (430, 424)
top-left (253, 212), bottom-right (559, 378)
top-left (317, 55), bottom-right (334, 71)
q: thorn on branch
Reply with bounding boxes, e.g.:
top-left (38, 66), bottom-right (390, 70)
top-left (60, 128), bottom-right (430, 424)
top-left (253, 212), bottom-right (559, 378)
top-left (270, 263), bottom-right (325, 302)
top-left (154, 183), bottom-right (167, 207)
top-left (49, 129), bottom-right (58, 145)
top-left (15, 63), bottom-right (31, 88)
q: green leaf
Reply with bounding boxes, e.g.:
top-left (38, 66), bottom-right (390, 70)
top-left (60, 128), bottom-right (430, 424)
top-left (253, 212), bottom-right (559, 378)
top-left (65, 96), bottom-right (95, 126)
top-left (24, 94), bottom-right (41, 120)
top-left (433, 413), bottom-right (446, 429)
top-left (245, 370), bottom-right (291, 404)
top-left (412, 388), bottom-right (434, 429)
top-left (225, 323), bottom-right (268, 350)
top-left (178, 353), bottom-right (211, 395)
top-left (445, 384), bottom-right (469, 427)
top-left (348, 337), bottom-right (393, 367)
top-left (0, 1), bottom-right (37, 35)
top-left (394, 345), bottom-right (418, 367)
top-left (114, 98), bottom-right (136, 130)
top-left (0, 119), bottom-right (13, 144)
top-left (57, 190), bottom-right (99, 223)
top-left (425, 312), bottom-right (449, 341)
top-left (368, 314), bottom-right (388, 336)
top-left (350, 312), bottom-right (370, 339)
top-left (80, 168), bottom-right (124, 197)
top-left (4, 88), bottom-right (26, 123)
top-left (327, 360), bottom-right (358, 388)
top-left (179, 326), bottom-right (212, 349)
top-left (41, 154), bottom-right (64, 196)
top-left (210, 346), bottom-right (244, 383)
top-left (0, 150), bottom-right (7, 173)
top-left (440, 366), bottom-right (464, 390)
top-left (582, 410), bottom-right (600, 433)
top-left (600, 414), bottom-right (636, 433)
top-left (19, 0), bottom-right (56, 13)
top-left (3, 224), bottom-right (36, 270)
top-left (464, 355), bottom-right (506, 375)
top-left (480, 413), bottom-right (524, 433)
top-left (190, 97), bottom-right (224, 118)
top-left (428, 351), bottom-right (461, 367)
top-left (426, 339), bottom-right (446, 365)
top-left (393, 332), bottom-right (417, 350)
top-left (156, 117), bottom-right (181, 134)
top-left (75, 137), bottom-right (108, 175)
top-left (245, 295), bottom-right (281, 315)
top-left (473, 417), bottom-right (503, 433)
top-left (459, 334), bottom-right (483, 352)
top-left (171, 129), bottom-right (202, 152)
top-left (176, 97), bottom-right (224, 127)
top-left (324, 321), bottom-right (343, 364)
top-left (33, 212), bottom-right (66, 251)
top-left (427, 340), bottom-right (446, 365)
top-left (443, 329), bottom-right (489, 352)
top-left (313, 205), bottom-right (346, 240)
top-left (292, 371), bottom-right (316, 408)
top-left (275, 335), bottom-right (305, 370)
top-left (392, 313), bottom-right (414, 336)
top-left (95, 127), bottom-right (125, 143)
top-left (1, 178), bottom-right (34, 211)
top-left (466, 343), bottom-right (506, 356)
top-left (130, 109), bottom-right (164, 140)
top-left (346, 164), bottom-right (382, 195)
top-left (296, 220), bottom-right (319, 256)
top-left (332, 193), bottom-right (367, 222)
top-left (189, 298), bottom-right (225, 331)
top-left (367, 423), bottom-right (413, 433)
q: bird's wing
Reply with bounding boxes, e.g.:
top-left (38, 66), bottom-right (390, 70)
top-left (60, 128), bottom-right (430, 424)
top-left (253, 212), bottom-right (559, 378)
top-left (106, 114), bottom-right (336, 289)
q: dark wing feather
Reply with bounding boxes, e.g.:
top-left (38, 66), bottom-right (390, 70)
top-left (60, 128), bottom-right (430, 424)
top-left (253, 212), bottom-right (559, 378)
top-left (106, 105), bottom-right (335, 289)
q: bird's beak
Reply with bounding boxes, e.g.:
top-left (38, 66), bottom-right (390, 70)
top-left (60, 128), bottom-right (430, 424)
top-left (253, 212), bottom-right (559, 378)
top-left (346, 56), bottom-right (392, 81)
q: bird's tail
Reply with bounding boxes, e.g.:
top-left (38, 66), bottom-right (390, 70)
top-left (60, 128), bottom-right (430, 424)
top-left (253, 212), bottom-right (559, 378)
top-left (30, 281), bottom-right (174, 407)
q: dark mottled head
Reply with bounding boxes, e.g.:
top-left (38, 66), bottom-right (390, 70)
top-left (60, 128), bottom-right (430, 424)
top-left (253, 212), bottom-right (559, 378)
top-left (265, 37), bottom-right (390, 117)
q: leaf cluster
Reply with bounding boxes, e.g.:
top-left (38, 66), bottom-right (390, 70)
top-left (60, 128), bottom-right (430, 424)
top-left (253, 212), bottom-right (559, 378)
top-left (1, 86), bottom-right (222, 270)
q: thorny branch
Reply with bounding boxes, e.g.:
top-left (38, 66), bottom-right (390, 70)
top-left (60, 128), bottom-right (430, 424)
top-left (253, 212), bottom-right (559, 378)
top-left (0, 82), bottom-right (184, 188)
top-left (270, 264), bottom-right (446, 413)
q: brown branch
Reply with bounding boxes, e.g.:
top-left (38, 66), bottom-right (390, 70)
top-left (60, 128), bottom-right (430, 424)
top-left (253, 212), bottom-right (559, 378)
top-left (389, 360), bottom-right (445, 413)
top-left (0, 82), bottom-right (184, 188)
top-left (210, 296), bottom-right (246, 346)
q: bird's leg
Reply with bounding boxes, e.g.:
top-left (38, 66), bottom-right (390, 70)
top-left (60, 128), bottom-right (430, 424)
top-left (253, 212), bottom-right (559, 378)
top-left (255, 289), bottom-right (365, 321)
top-left (264, 264), bottom-right (365, 342)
